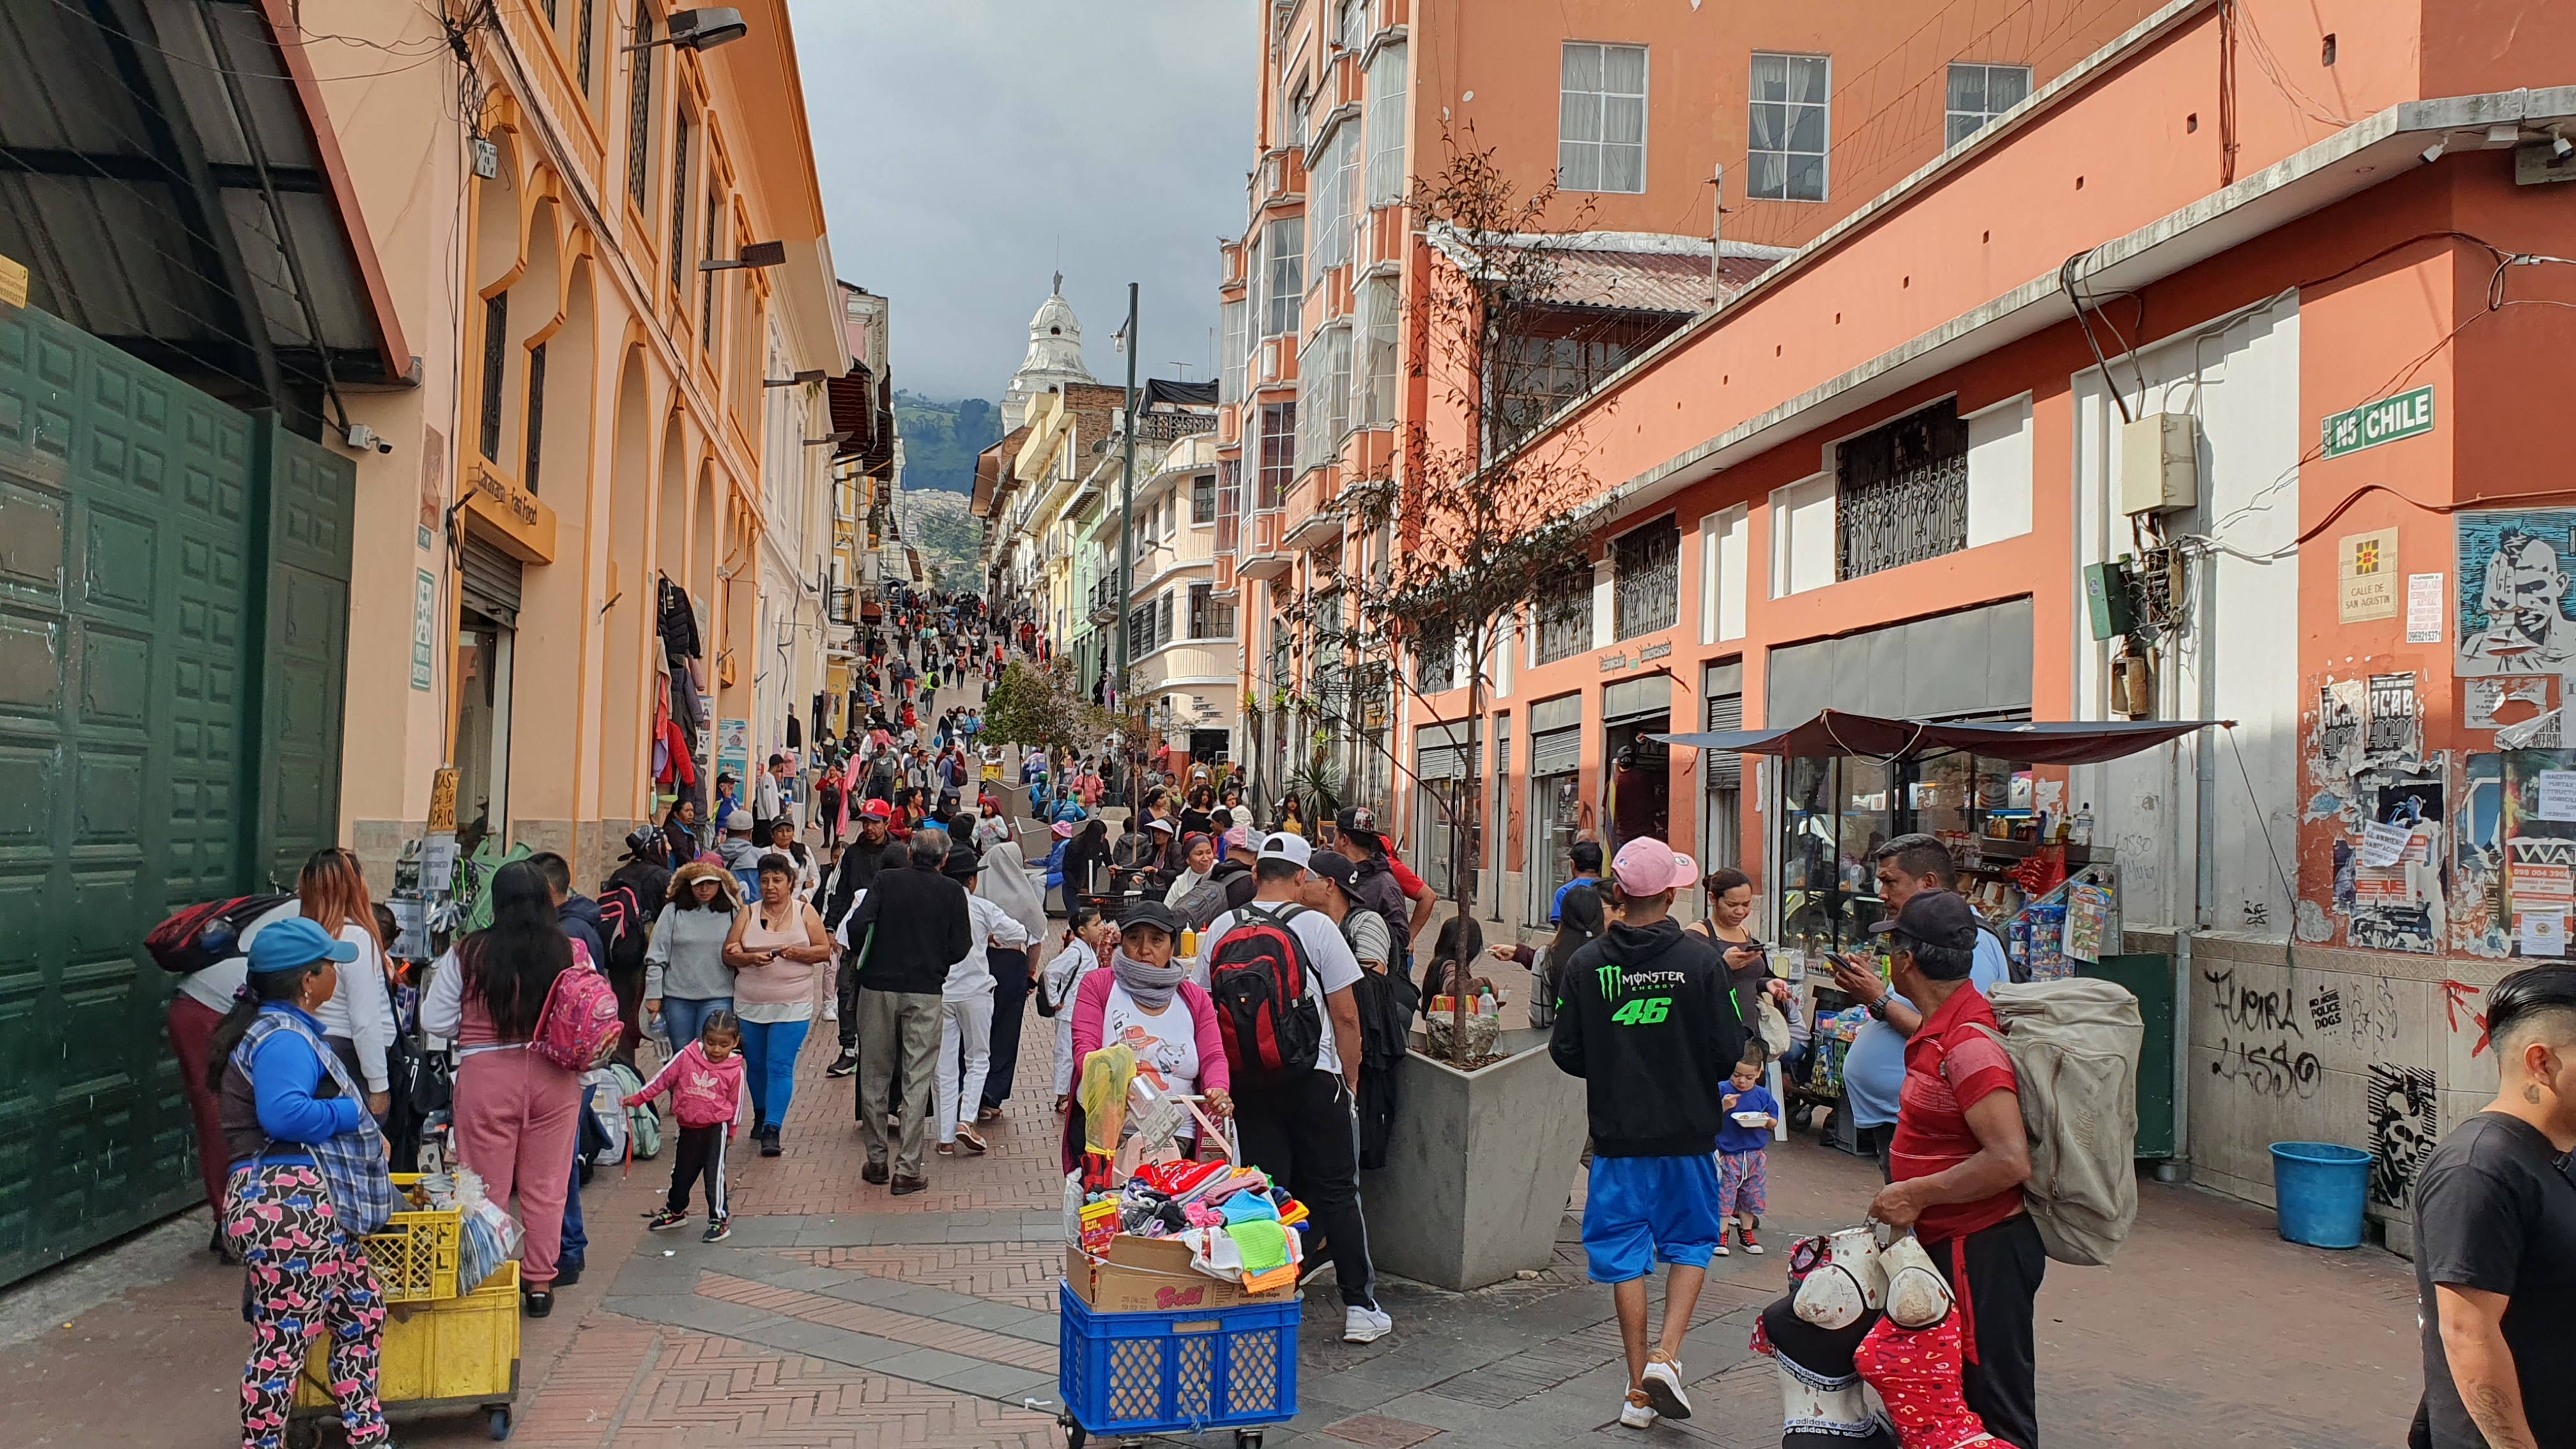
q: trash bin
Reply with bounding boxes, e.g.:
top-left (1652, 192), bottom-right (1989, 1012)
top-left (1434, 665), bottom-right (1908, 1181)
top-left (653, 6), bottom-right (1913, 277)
top-left (2269, 1142), bottom-right (2369, 1248)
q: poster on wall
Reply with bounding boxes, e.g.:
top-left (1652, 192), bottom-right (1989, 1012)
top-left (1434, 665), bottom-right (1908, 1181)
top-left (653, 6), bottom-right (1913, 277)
top-left (2457, 510), bottom-right (2576, 677)
top-left (2338, 528), bottom-right (2400, 622)
top-left (716, 717), bottom-right (751, 786)
top-left (2349, 769), bottom-right (2444, 954)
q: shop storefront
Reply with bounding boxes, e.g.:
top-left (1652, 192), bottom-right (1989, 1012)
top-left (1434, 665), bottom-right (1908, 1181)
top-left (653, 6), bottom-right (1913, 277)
top-left (1600, 673), bottom-right (1672, 852)
top-left (453, 532), bottom-right (522, 854)
top-left (1414, 719), bottom-right (1480, 901)
top-left (1700, 660), bottom-right (1744, 873)
top-left (1525, 692), bottom-right (1583, 923)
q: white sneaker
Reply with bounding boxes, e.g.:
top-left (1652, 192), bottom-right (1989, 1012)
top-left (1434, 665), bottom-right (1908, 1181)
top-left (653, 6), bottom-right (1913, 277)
top-left (1618, 1390), bottom-right (1657, 1429)
top-left (1639, 1354), bottom-right (1692, 1420)
top-left (1342, 1303), bottom-right (1393, 1344)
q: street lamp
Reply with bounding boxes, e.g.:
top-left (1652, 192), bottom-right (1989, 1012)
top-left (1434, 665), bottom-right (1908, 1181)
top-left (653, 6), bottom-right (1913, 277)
top-left (622, 7), bottom-right (748, 52)
top-left (700, 240), bottom-right (787, 273)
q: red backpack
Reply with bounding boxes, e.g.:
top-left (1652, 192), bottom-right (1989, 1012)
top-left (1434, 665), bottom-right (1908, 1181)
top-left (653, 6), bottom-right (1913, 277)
top-left (1208, 903), bottom-right (1325, 1084)
top-left (146, 894), bottom-right (296, 974)
top-left (532, 943), bottom-right (622, 1071)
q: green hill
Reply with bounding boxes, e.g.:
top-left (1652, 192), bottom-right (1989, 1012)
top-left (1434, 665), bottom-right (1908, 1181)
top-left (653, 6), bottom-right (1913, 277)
top-left (894, 390), bottom-right (1001, 495)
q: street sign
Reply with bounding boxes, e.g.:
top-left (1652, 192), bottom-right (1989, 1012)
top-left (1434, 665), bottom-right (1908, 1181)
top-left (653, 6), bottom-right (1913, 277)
top-left (2321, 386), bottom-right (2434, 459)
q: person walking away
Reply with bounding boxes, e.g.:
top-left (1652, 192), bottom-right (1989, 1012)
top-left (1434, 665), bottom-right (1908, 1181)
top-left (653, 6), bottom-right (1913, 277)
top-left (625, 1011), bottom-right (751, 1241)
top-left (2409, 964), bottom-right (2576, 1449)
top-left (845, 827), bottom-right (974, 1193)
top-left (1861, 889), bottom-right (2041, 1449)
top-left (1830, 834), bottom-right (2011, 1171)
top-left (932, 843), bottom-right (1033, 1155)
top-left (1202, 831), bottom-right (1388, 1344)
top-left (976, 835), bottom-right (1050, 1120)
top-left (645, 862), bottom-right (743, 1054)
top-left (822, 799), bottom-right (905, 1075)
top-left (724, 855), bottom-right (832, 1155)
top-left (530, 850), bottom-right (606, 1282)
top-left (420, 860), bottom-right (592, 1317)
top-left (1044, 907), bottom-right (1116, 1113)
top-left (1713, 1049), bottom-right (1779, 1256)
top-left (1549, 838), bottom-right (1745, 1430)
top-left (1065, 901), bottom-right (1231, 1167)
top-left (1552, 841), bottom-right (1605, 924)
top-left (755, 753), bottom-right (793, 841)
top-left (1305, 851), bottom-right (1414, 1170)
top-left (212, 917), bottom-right (397, 1449)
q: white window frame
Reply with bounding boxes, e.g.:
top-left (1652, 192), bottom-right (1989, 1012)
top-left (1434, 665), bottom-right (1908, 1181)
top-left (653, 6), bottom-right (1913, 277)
top-left (1365, 43), bottom-right (1407, 206)
top-left (1748, 52), bottom-right (1831, 203)
top-left (1264, 217), bottom-right (1303, 336)
top-left (1558, 42), bottom-right (1648, 195)
top-left (1358, 274), bottom-right (1399, 427)
top-left (1944, 62), bottom-right (2032, 148)
top-left (1220, 298), bottom-right (1248, 404)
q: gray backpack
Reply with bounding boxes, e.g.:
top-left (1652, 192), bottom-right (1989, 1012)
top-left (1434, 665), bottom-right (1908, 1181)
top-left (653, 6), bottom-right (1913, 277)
top-left (1963, 979), bottom-right (2143, 1266)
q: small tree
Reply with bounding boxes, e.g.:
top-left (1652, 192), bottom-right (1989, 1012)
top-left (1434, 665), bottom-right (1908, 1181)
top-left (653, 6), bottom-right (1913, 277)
top-left (982, 659), bottom-right (1105, 765)
top-left (1291, 125), bottom-right (1607, 1062)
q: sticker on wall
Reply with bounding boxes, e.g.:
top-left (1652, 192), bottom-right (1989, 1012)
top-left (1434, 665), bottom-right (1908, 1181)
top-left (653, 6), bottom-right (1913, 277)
top-left (2407, 572), bottom-right (2446, 644)
top-left (2338, 528), bottom-right (2400, 622)
top-left (2365, 1064), bottom-right (2438, 1211)
top-left (2349, 767), bottom-right (2444, 954)
top-left (2457, 510), bottom-right (2576, 677)
top-left (2317, 679), bottom-right (2366, 781)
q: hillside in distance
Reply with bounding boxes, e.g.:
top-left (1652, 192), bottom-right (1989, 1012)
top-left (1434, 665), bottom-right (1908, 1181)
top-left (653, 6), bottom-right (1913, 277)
top-left (894, 391), bottom-right (1001, 495)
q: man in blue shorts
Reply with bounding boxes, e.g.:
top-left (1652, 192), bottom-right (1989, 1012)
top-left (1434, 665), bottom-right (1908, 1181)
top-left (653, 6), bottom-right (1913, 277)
top-left (1551, 837), bottom-right (1748, 1430)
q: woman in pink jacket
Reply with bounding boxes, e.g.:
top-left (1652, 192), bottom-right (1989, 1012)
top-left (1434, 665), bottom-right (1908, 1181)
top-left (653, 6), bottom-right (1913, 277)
top-left (1064, 901), bottom-right (1230, 1170)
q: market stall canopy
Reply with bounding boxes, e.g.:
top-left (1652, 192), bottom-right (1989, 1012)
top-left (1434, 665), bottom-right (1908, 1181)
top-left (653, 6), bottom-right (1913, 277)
top-left (1652, 709), bottom-right (2230, 765)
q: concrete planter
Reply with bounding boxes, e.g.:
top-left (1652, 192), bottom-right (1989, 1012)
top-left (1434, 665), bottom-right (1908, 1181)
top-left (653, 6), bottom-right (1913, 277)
top-left (1358, 1027), bottom-right (1590, 1292)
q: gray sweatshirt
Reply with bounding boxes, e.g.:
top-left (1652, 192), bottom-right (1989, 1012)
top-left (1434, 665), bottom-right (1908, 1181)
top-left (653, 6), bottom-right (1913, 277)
top-left (645, 903), bottom-right (738, 1000)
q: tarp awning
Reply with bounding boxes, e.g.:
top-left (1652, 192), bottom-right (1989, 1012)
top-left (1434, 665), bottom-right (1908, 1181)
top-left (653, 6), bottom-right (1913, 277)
top-left (1652, 709), bottom-right (2227, 765)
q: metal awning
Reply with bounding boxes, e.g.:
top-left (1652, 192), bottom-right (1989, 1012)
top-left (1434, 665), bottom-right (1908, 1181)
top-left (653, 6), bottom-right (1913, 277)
top-left (0, 0), bottom-right (409, 427)
top-left (1652, 709), bottom-right (2230, 765)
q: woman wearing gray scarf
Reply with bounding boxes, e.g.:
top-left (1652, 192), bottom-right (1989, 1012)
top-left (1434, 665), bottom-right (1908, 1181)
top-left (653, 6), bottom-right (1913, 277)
top-left (970, 838), bottom-right (1051, 1119)
top-left (1063, 901), bottom-right (1231, 1170)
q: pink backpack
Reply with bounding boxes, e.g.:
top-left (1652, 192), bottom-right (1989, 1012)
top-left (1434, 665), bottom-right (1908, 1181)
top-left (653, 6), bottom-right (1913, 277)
top-left (532, 942), bottom-right (622, 1071)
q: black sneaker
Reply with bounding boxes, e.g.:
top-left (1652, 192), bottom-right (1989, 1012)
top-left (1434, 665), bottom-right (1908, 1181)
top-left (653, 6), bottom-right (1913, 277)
top-left (523, 1289), bottom-right (554, 1319)
top-left (759, 1125), bottom-right (783, 1158)
top-left (703, 1219), bottom-right (732, 1243)
top-left (826, 1051), bottom-right (859, 1078)
top-left (555, 1259), bottom-right (583, 1286)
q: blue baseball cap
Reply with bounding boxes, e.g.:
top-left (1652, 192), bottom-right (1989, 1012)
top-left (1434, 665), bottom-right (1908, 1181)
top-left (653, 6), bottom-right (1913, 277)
top-left (247, 916), bottom-right (360, 975)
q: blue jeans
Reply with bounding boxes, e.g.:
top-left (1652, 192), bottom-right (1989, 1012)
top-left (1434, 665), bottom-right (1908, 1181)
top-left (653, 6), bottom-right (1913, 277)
top-left (740, 1017), bottom-right (811, 1130)
top-left (561, 1149), bottom-right (586, 1268)
top-left (659, 996), bottom-right (734, 1056)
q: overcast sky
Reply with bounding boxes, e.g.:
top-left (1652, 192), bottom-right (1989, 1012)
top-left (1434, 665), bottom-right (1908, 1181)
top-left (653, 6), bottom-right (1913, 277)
top-left (790, 2), bottom-right (1256, 404)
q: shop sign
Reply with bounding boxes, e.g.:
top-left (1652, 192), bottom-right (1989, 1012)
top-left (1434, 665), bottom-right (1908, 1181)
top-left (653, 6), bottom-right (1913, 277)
top-left (460, 457), bottom-right (557, 564)
top-left (2321, 386), bottom-right (2433, 459)
top-left (1598, 652), bottom-right (1629, 672)
top-left (0, 251), bottom-right (27, 311)
top-left (2336, 528), bottom-right (2399, 623)
top-left (411, 569), bottom-right (436, 689)
top-left (1639, 640), bottom-right (1673, 662)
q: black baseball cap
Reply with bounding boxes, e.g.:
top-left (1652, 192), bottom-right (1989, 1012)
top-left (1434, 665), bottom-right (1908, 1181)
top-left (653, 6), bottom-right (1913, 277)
top-left (1867, 889), bottom-right (1980, 951)
top-left (1308, 850), bottom-right (1364, 903)
top-left (1333, 806), bottom-right (1377, 837)
top-left (1120, 900), bottom-right (1186, 937)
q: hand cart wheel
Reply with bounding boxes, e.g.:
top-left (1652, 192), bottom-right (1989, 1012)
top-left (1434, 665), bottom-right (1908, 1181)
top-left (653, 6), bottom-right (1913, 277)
top-left (1234, 1432), bottom-right (1265, 1448)
top-left (1055, 1410), bottom-right (1085, 1447)
top-left (488, 1405), bottom-right (513, 1439)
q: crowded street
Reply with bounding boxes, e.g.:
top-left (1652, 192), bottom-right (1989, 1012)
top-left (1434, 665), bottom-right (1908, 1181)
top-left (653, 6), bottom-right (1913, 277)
top-left (6, 3), bottom-right (2576, 1448)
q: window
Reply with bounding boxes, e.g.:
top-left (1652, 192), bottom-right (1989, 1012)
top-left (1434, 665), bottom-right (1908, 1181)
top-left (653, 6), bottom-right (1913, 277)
top-left (576, 0), bottom-right (597, 95)
top-left (1192, 473), bottom-right (1216, 524)
top-left (667, 116), bottom-right (691, 293)
top-left (1945, 63), bottom-right (2031, 146)
top-left (1259, 401), bottom-right (1296, 509)
top-left (625, 3), bottom-right (654, 214)
top-left (1612, 514), bottom-right (1680, 639)
top-left (1559, 43), bottom-right (1647, 194)
top-left (1416, 620), bottom-right (1454, 693)
top-left (700, 193), bottom-right (720, 340)
top-left (1358, 275), bottom-right (1399, 425)
top-left (1298, 327), bottom-right (1353, 470)
top-left (1749, 53), bottom-right (1830, 201)
top-left (1836, 398), bottom-right (1969, 581)
top-left (1127, 602), bottom-right (1154, 661)
top-left (1220, 298), bottom-right (1248, 403)
top-left (1365, 44), bottom-right (1407, 206)
top-left (1533, 564), bottom-right (1593, 664)
top-left (1310, 123), bottom-right (1359, 277)
top-left (1157, 591), bottom-right (1176, 648)
top-left (1325, 325), bottom-right (1353, 445)
top-left (477, 292), bottom-right (507, 461)
top-left (1264, 218), bottom-right (1303, 335)
top-left (1338, 0), bottom-right (1366, 51)
top-left (1216, 457), bottom-right (1242, 552)
top-left (1190, 582), bottom-right (1236, 640)
top-left (1289, 83), bottom-right (1312, 151)
top-left (523, 341), bottom-right (546, 492)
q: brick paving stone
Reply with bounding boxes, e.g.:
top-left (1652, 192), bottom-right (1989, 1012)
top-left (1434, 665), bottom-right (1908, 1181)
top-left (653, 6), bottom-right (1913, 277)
top-left (779, 1243), bottom-right (1067, 1310)
top-left (1319, 1411), bottom-right (1447, 1446)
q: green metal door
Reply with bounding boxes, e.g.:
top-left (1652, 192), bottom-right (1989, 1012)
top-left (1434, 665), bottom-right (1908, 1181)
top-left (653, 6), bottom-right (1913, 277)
top-left (2079, 951), bottom-right (2177, 1160)
top-left (0, 303), bottom-right (352, 1284)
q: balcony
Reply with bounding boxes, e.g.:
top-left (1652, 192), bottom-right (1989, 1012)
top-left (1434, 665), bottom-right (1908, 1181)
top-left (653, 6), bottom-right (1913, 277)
top-left (1088, 576), bottom-right (1122, 625)
top-left (1283, 468), bottom-right (1344, 549)
top-left (1239, 509), bottom-right (1293, 583)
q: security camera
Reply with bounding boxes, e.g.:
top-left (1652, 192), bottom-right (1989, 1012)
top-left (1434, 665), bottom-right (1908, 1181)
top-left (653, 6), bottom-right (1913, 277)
top-left (2420, 140), bottom-right (2446, 165)
top-left (344, 422), bottom-right (394, 456)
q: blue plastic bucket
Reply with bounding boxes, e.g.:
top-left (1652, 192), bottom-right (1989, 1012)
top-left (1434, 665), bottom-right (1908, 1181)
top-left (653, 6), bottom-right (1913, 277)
top-left (2270, 1142), bottom-right (2370, 1248)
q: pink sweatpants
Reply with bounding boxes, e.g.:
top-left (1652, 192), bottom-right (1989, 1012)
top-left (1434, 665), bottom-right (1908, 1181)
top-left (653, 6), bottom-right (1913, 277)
top-left (454, 1046), bottom-right (582, 1287)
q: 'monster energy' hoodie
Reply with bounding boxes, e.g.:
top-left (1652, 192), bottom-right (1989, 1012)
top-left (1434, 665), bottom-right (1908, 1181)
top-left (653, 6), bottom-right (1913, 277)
top-left (1549, 916), bottom-right (1747, 1158)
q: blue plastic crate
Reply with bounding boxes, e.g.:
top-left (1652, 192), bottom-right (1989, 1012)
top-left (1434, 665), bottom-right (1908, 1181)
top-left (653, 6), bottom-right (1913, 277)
top-left (1058, 1282), bottom-right (1300, 1437)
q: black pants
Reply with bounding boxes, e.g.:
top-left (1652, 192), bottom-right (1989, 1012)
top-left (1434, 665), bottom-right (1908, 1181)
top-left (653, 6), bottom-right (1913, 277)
top-left (668, 1124), bottom-right (730, 1220)
top-left (1233, 1070), bottom-right (1374, 1309)
top-left (981, 947), bottom-right (1032, 1110)
top-left (1930, 1212), bottom-right (2045, 1449)
top-left (836, 953), bottom-right (862, 1051)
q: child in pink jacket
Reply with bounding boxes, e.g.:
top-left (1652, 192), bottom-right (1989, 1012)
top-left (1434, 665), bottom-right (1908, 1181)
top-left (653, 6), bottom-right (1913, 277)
top-left (625, 1011), bottom-right (751, 1242)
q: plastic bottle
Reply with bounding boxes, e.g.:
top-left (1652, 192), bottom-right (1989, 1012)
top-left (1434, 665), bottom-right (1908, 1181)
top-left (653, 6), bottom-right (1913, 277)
top-left (1179, 926), bottom-right (1199, 958)
top-left (1477, 986), bottom-right (1498, 1018)
top-left (2071, 802), bottom-right (2095, 848)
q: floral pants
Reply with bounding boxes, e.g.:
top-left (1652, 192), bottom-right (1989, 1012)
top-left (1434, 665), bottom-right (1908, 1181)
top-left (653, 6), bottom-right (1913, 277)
top-left (224, 1163), bottom-right (390, 1449)
top-left (1717, 1147), bottom-right (1768, 1220)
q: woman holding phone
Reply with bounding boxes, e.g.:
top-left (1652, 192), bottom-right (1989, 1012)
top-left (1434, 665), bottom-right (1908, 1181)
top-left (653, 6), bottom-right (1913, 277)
top-left (723, 855), bottom-right (832, 1157)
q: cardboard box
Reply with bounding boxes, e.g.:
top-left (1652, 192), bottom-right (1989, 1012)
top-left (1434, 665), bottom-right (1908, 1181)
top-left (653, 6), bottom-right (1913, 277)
top-left (1064, 1236), bottom-right (1294, 1314)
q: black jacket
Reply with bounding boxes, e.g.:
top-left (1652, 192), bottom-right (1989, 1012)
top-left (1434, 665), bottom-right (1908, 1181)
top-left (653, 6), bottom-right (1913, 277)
top-left (1348, 855), bottom-right (1411, 933)
top-left (844, 865), bottom-right (973, 995)
top-left (1550, 916), bottom-right (1745, 1158)
top-left (822, 838), bottom-right (907, 930)
top-left (556, 895), bottom-right (607, 967)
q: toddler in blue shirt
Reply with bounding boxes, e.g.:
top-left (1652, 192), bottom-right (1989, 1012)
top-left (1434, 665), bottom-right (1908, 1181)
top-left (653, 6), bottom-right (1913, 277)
top-left (1713, 1054), bottom-right (1778, 1255)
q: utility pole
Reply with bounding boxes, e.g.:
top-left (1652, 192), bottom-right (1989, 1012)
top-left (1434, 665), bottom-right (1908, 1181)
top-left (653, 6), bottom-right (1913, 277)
top-left (1707, 164), bottom-right (1727, 305)
top-left (1116, 282), bottom-right (1139, 801)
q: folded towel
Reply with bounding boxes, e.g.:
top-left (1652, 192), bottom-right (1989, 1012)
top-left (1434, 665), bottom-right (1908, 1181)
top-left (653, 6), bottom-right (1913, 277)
top-left (1226, 1219), bottom-right (1292, 1274)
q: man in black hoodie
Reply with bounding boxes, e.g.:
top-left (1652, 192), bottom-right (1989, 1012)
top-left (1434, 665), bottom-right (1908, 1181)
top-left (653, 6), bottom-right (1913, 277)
top-left (1551, 836), bottom-right (1746, 1432)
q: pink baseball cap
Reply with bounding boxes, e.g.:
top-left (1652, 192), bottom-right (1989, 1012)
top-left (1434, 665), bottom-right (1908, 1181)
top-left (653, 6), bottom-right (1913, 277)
top-left (1612, 836), bottom-right (1693, 896)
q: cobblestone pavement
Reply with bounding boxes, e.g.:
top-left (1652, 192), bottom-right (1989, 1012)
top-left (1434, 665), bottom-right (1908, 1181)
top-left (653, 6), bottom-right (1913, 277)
top-left (4, 997), bottom-right (2424, 1448)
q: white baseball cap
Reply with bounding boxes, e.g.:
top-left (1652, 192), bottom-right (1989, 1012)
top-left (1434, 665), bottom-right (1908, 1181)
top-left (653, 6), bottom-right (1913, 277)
top-left (1257, 831), bottom-right (1313, 868)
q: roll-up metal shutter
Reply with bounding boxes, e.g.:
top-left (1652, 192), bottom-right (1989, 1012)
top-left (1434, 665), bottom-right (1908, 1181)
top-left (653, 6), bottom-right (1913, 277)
top-left (1530, 692), bottom-right (1582, 735)
top-left (1602, 671), bottom-right (1671, 725)
top-left (1704, 691), bottom-right (1745, 786)
top-left (459, 532), bottom-right (524, 625)
top-left (1529, 728), bottom-right (1581, 776)
top-left (1415, 721), bottom-right (1477, 781)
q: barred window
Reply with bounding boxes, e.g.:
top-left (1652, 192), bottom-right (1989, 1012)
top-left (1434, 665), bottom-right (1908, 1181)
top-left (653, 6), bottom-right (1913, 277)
top-left (1613, 514), bottom-right (1680, 639)
top-left (1836, 399), bottom-right (1969, 581)
top-left (1533, 565), bottom-right (1594, 664)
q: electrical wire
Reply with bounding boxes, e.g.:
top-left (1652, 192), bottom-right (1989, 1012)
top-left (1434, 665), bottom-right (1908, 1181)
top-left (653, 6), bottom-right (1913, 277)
top-left (2222, 722), bottom-right (2301, 942)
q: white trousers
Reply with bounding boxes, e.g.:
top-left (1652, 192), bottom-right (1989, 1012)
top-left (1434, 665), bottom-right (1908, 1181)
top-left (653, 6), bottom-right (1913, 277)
top-left (936, 994), bottom-right (995, 1142)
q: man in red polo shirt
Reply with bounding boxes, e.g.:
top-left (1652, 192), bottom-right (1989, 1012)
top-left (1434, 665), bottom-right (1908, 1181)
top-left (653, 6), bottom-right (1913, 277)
top-left (1861, 889), bottom-right (2042, 1449)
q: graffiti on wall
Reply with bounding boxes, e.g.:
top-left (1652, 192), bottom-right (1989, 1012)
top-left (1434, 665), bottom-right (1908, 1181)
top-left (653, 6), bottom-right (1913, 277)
top-left (2366, 1064), bottom-right (2439, 1210)
top-left (2458, 510), bottom-right (2576, 677)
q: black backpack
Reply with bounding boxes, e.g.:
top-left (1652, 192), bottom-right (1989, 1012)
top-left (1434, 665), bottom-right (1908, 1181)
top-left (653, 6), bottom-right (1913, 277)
top-left (594, 882), bottom-right (651, 985)
top-left (1207, 904), bottom-right (1324, 1085)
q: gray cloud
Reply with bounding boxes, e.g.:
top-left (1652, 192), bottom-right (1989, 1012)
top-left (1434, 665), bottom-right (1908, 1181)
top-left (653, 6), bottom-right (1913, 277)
top-left (790, 1), bottom-right (1255, 403)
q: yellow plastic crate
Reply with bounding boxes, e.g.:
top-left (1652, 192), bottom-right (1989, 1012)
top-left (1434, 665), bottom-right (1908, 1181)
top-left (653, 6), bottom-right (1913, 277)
top-left (362, 1173), bottom-right (461, 1303)
top-left (297, 1261), bottom-right (520, 1426)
